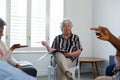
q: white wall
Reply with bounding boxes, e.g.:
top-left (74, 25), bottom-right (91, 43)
top-left (65, 0), bottom-right (93, 57)
top-left (92, 0), bottom-right (120, 75)
top-left (13, 0), bottom-right (93, 76)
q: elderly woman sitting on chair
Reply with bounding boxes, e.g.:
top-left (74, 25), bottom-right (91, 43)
top-left (41, 19), bottom-right (82, 80)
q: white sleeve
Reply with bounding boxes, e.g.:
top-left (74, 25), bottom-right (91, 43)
top-left (0, 50), bottom-right (18, 66)
top-left (0, 50), bottom-right (12, 61)
top-left (0, 41), bottom-right (18, 66)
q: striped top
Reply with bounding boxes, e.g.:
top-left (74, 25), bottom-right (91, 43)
top-left (51, 33), bottom-right (82, 61)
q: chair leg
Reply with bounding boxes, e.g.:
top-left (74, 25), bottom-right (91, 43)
top-left (48, 66), bottom-right (57, 80)
top-left (48, 66), bottom-right (52, 80)
top-left (72, 71), bottom-right (75, 80)
top-left (53, 66), bottom-right (56, 80)
top-left (70, 68), bottom-right (76, 80)
top-left (77, 68), bottom-right (80, 80)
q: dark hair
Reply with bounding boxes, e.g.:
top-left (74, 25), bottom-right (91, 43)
top-left (0, 18), bottom-right (7, 27)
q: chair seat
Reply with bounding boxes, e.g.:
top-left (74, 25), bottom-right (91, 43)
top-left (22, 65), bottom-right (37, 77)
top-left (19, 61), bottom-right (37, 77)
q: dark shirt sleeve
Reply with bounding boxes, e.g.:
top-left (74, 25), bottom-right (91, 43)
top-left (76, 35), bottom-right (83, 51)
top-left (51, 36), bottom-right (57, 49)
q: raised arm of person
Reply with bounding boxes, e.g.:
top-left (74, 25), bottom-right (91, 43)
top-left (112, 36), bottom-right (120, 74)
top-left (91, 26), bottom-right (120, 80)
top-left (10, 44), bottom-right (28, 69)
top-left (41, 41), bottom-right (56, 52)
top-left (90, 26), bottom-right (120, 52)
top-left (9, 44), bottom-right (28, 51)
top-left (109, 34), bottom-right (120, 52)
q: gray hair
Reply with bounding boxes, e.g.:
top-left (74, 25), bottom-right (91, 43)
top-left (60, 19), bottom-right (73, 28)
top-left (0, 18), bottom-right (7, 27)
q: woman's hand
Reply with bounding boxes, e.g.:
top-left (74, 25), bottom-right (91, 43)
top-left (41, 41), bottom-right (48, 47)
top-left (64, 52), bottom-right (72, 57)
top-left (16, 64), bottom-right (23, 70)
top-left (10, 44), bottom-right (28, 51)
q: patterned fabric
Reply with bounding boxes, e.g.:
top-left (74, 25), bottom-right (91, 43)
top-left (51, 33), bottom-right (82, 61)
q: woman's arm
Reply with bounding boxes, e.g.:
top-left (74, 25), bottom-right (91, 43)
top-left (109, 35), bottom-right (120, 52)
top-left (64, 49), bottom-right (81, 57)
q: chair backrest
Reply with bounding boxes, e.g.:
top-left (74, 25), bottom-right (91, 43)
top-left (109, 55), bottom-right (115, 65)
top-left (50, 55), bottom-right (56, 67)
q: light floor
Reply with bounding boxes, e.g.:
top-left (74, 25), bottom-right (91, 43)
top-left (37, 72), bottom-right (97, 80)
